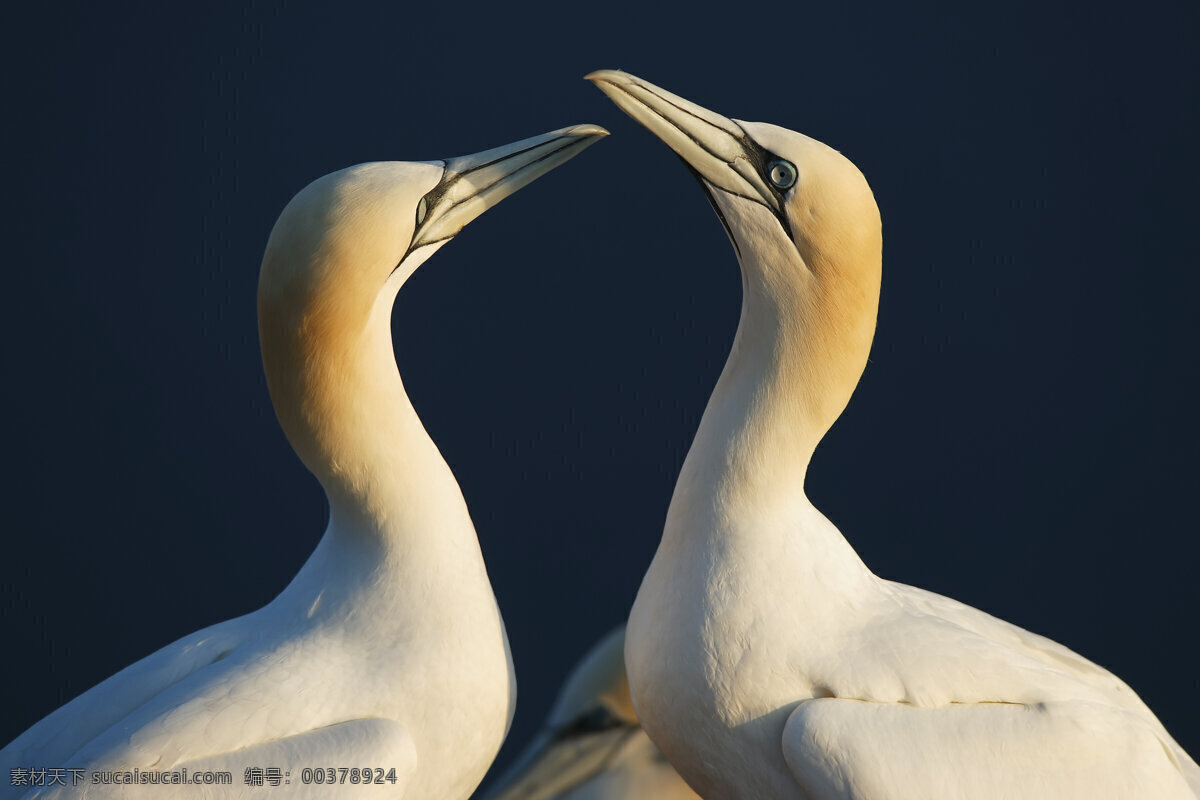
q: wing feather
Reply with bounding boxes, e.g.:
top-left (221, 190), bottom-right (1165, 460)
top-left (1, 617), bottom-right (248, 775)
top-left (782, 697), bottom-right (1195, 800)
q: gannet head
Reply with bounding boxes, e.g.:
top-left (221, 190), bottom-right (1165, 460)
top-left (588, 70), bottom-right (881, 440)
top-left (256, 125), bottom-right (607, 479)
top-left (585, 71), bottom-right (879, 287)
top-left (259, 124), bottom-right (609, 329)
top-left (483, 627), bottom-right (644, 800)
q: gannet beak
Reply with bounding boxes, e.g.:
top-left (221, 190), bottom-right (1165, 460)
top-left (586, 70), bottom-right (780, 215)
top-left (407, 124), bottom-right (608, 255)
top-left (482, 722), bottom-right (638, 800)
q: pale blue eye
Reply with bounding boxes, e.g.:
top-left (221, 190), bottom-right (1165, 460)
top-left (767, 160), bottom-right (797, 190)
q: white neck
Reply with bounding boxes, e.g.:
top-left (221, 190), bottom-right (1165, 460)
top-left (261, 267), bottom-right (478, 563)
top-left (662, 210), bottom-right (879, 585)
top-left (667, 280), bottom-right (814, 536)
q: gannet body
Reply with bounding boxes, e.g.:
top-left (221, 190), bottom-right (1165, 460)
top-left (482, 627), bottom-right (699, 800)
top-left (1, 124), bottom-right (606, 800)
top-left (588, 70), bottom-right (1199, 800)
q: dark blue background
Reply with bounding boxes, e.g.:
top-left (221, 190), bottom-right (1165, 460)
top-left (3, 0), bottom-right (1197, 784)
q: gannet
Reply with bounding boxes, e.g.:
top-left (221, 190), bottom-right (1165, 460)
top-left (481, 627), bottom-right (699, 800)
top-left (0, 123), bottom-right (607, 800)
top-left (588, 69), bottom-right (1200, 800)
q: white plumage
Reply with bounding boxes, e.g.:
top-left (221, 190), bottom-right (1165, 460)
top-left (1, 125), bottom-right (606, 800)
top-left (588, 69), bottom-right (1199, 800)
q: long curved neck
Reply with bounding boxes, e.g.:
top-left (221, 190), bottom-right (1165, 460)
top-left (664, 240), bottom-right (879, 569)
top-left (261, 277), bottom-right (476, 555)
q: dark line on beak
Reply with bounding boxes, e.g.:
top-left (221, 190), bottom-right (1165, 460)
top-left (446, 136), bottom-right (584, 203)
top-left (601, 78), bottom-right (794, 240)
top-left (625, 76), bottom-right (752, 141)
top-left (448, 138), bottom-right (555, 179)
top-left (601, 81), bottom-right (759, 199)
top-left (392, 135), bottom-right (588, 275)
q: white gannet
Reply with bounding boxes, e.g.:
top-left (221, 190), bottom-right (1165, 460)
top-left (587, 69), bottom-right (1200, 800)
top-left (480, 627), bottom-right (700, 800)
top-left (0, 124), bottom-right (607, 800)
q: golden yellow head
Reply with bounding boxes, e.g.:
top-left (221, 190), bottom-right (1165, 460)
top-left (254, 126), bottom-right (607, 478)
top-left (586, 70), bottom-right (880, 298)
top-left (588, 70), bottom-right (882, 442)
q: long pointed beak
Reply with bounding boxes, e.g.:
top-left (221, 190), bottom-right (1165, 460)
top-left (408, 123), bottom-right (608, 253)
top-left (481, 725), bottom-right (638, 800)
top-left (585, 70), bottom-right (778, 213)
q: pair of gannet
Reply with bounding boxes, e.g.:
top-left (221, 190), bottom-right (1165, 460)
top-left (6, 67), bottom-right (1197, 800)
top-left (0, 125), bottom-right (606, 799)
top-left (581, 71), bottom-right (1200, 799)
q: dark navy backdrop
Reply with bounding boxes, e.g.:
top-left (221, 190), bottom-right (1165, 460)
top-left (3, 0), bottom-right (1197, 783)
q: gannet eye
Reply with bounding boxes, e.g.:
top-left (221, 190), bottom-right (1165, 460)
top-left (416, 196), bottom-right (428, 226)
top-left (767, 160), bottom-right (797, 190)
